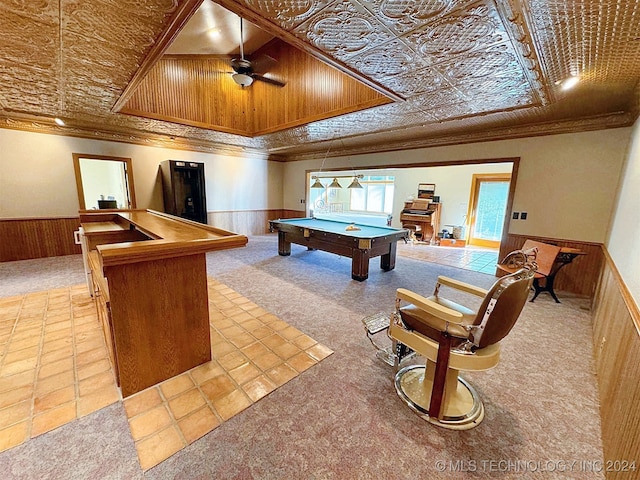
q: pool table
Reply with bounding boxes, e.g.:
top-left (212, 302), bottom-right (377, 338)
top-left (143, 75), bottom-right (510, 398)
top-left (269, 217), bottom-right (409, 281)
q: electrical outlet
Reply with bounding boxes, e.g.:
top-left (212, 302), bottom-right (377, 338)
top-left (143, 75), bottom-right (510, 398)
top-left (300, 199), bottom-right (305, 204)
top-left (520, 212), bottom-right (528, 220)
top-left (512, 212), bottom-right (519, 219)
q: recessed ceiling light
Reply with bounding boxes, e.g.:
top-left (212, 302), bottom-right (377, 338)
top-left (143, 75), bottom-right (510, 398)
top-left (54, 118), bottom-right (65, 126)
top-left (560, 76), bottom-right (580, 91)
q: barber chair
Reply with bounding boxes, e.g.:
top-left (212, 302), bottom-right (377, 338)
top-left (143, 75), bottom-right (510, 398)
top-left (388, 254), bottom-right (536, 430)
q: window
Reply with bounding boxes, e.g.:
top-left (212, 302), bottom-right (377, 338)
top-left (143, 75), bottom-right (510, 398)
top-left (350, 176), bottom-right (395, 214)
top-left (468, 174), bottom-right (511, 248)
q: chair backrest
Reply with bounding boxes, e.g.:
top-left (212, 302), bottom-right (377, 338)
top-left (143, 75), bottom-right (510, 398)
top-left (522, 239), bottom-right (561, 277)
top-left (468, 266), bottom-right (536, 348)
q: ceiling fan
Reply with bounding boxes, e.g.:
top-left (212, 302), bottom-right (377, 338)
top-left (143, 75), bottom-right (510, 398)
top-left (230, 18), bottom-right (286, 88)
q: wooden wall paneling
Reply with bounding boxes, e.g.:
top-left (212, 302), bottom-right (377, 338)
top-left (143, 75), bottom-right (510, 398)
top-left (591, 250), bottom-right (640, 479)
top-left (121, 56), bottom-right (252, 136)
top-left (497, 233), bottom-right (604, 298)
top-left (279, 209), bottom-right (306, 219)
top-left (0, 211), bottom-right (310, 262)
top-left (119, 39), bottom-right (390, 137)
top-left (0, 217), bottom-right (81, 262)
top-left (207, 209), bottom-right (306, 236)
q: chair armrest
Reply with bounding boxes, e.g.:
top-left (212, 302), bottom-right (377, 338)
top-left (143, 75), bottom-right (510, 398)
top-left (396, 288), bottom-right (465, 324)
top-left (436, 276), bottom-right (488, 298)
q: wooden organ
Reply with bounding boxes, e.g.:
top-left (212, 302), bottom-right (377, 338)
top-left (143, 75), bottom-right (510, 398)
top-left (400, 199), bottom-right (441, 244)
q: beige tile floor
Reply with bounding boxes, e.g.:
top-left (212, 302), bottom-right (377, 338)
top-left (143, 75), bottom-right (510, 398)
top-left (124, 279), bottom-right (333, 470)
top-left (0, 279), bottom-right (333, 471)
top-left (0, 285), bottom-right (120, 453)
top-left (397, 241), bottom-right (500, 275)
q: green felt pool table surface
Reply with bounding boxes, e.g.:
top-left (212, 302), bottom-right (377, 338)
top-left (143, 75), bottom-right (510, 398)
top-left (269, 217), bottom-right (409, 281)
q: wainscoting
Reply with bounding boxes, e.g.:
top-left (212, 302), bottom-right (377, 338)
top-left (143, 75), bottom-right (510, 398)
top-left (591, 249), bottom-right (640, 479)
top-left (0, 210), bottom-right (306, 263)
top-left (0, 217), bottom-right (81, 262)
top-left (498, 234), bottom-right (604, 298)
top-left (207, 209), bottom-right (305, 236)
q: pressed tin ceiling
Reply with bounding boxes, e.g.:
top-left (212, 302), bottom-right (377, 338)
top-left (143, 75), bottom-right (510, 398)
top-left (0, 0), bottom-right (638, 161)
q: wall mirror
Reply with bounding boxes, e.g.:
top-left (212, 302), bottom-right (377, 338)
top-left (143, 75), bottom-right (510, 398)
top-left (72, 153), bottom-right (137, 210)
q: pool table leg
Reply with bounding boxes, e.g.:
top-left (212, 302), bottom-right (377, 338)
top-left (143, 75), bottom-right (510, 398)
top-left (380, 241), bottom-right (397, 271)
top-left (277, 231), bottom-right (291, 256)
top-left (352, 249), bottom-right (371, 281)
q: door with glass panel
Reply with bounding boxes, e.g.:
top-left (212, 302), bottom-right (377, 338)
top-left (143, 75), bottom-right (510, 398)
top-left (467, 174), bottom-right (511, 248)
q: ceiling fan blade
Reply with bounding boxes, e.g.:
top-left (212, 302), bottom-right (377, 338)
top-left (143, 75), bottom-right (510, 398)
top-left (248, 54), bottom-right (277, 74)
top-left (251, 74), bottom-right (286, 87)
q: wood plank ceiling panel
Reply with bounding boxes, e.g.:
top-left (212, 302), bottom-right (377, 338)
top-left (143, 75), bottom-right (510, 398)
top-left (119, 38), bottom-right (391, 136)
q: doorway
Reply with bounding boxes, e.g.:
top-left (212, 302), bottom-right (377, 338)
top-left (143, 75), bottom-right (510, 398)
top-left (467, 173), bottom-right (511, 248)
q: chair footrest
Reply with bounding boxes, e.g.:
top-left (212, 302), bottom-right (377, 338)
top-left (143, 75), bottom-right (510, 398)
top-left (362, 312), bottom-right (390, 335)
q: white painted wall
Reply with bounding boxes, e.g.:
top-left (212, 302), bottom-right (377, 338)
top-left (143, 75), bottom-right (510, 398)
top-left (389, 163), bottom-right (513, 229)
top-left (1, 124), bottom-right (637, 307)
top-left (0, 129), bottom-right (282, 219)
top-left (308, 163), bottom-right (513, 230)
top-left (284, 128), bottom-right (631, 243)
top-left (607, 117), bottom-right (640, 306)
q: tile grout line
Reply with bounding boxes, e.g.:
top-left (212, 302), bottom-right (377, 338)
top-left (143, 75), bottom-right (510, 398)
top-left (27, 290), bottom-right (48, 440)
top-left (69, 287), bottom-right (81, 423)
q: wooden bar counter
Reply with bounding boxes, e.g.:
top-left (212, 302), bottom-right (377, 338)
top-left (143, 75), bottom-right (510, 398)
top-left (79, 209), bottom-right (248, 397)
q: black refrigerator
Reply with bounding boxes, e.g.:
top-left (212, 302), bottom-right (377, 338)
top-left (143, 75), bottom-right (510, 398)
top-left (160, 160), bottom-right (207, 224)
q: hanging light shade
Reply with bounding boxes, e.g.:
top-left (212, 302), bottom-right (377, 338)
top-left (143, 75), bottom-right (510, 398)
top-left (328, 178), bottom-right (342, 188)
top-left (311, 178), bottom-right (325, 189)
top-left (232, 73), bottom-right (253, 87)
top-left (348, 177), bottom-right (363, 189)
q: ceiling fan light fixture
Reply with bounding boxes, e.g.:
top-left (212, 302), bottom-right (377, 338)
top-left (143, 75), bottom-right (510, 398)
top-left (232, 73), bottom-right (253, 87)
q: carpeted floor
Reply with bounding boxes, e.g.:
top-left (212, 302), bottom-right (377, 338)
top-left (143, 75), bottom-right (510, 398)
top-left (0, 234), bottom-right (604, 479)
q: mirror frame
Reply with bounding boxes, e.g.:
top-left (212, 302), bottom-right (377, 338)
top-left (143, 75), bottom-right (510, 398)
top-left (72, 153), bottom-right (137, 210)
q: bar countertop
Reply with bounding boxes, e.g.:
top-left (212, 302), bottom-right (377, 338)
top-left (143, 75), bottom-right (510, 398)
top-left (80, 209), bottom-right (248, 267)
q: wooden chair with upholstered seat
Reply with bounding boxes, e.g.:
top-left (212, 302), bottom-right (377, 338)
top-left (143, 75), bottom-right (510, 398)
top-left (388, 254), bottom-right (536, 430)
top-left (497, 239), bottom-right (561, 302)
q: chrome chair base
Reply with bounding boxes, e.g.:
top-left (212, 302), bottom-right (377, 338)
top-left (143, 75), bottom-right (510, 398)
top-left (394, 364), bottom-right (485, 430)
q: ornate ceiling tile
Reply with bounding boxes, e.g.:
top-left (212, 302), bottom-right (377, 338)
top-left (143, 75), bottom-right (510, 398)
top-left (292, 0), bottom-right (396, 61)
top-left (345, 39), bottom-right (417, 79)
top-left (353, 0), bottom-right (454, 34)
top-left (403, 0), bottom-right (508, 64)
top-left (438, 43), bottom-right (523, 84)
top-left (0, 64), bottom-right (59, 113)
top-left (63, 32), bottom-right (139, 71)
top-left (0, 0), bottom-right (59, 22)
top-left (458, 72), bottom-right (535, 107)
top-left (412, 88), bottom-right (471, 113)
top-left (241, 0), bottom-right (327, 30)
top-left (0, 0), bottom-right (638, 160)
top-left (464, 92), bottom-right (532, 114)
top-left (64, 60), bottom-right (133, 100)
top-left (0, 8), bottom-right (58, 71)
top-left (62, 2), bottom-right (163, 54)
top-left (525, 0), bottom-right (640, 84)
top-left (376, 67), bottom-right (448, 97)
